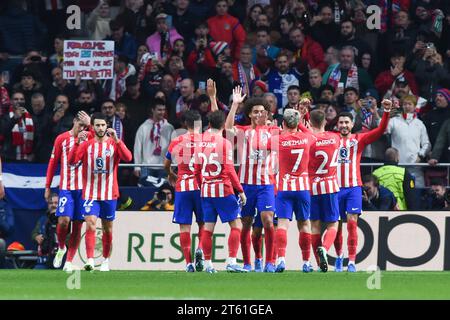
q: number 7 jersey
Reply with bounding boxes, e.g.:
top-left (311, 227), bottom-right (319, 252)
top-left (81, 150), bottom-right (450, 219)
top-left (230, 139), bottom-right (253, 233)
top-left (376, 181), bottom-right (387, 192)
top-left (308, 131), bottom-right (340, 195)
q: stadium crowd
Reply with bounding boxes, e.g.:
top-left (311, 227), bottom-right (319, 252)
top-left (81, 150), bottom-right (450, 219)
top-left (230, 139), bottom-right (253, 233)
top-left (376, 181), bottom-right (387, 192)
top-left (0, 0), bottom-right (450, 208)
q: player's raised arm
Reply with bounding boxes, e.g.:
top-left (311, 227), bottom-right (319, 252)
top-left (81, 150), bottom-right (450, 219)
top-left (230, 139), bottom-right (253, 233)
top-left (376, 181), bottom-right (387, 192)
top-left (45, 135), bottom-right (62, 199)
top-left (297, 99), bottom-right (313, 133)
top-left (360, 99), bottom-right (393, 145)
top-left (225, 86), bottom-right (246, 132)
top-left (207, 79), bottom-right (219, 112)
top-left (107, 128), bottom-right (132, 162)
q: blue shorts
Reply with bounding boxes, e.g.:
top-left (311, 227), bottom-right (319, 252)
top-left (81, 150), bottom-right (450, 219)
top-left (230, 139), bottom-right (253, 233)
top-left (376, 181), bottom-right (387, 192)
top-left (56, 190), bottom-right (84, 221)
top-left (275, 191), bottom-right (310, 221)
top-left (241, 184), bottom-right (275, 219)
top-left (310, 193), bottom-right (339, 223)
top-left (172, 191), bottom-right (203, 225)
top-left (338, 187), bottom-right (362, 221)
top-left (201, 195), bottom-right (241, 223)
top-left (81, 199), bottom-right (118, 221)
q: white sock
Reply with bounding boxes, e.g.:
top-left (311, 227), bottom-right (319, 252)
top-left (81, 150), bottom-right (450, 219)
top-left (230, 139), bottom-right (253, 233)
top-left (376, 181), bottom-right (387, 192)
top-left (303, 260), bottom-right (310, 265)
top-left (205, 260), bottom-right (213, 268)
top-left (227, 257), bottom-right (237, 265)
top-left (348, 260), bottom-right (355, 265)
top-left (103, 258), bottom-right (109, 263)
top-left (276, 257), bottom-right (285, 265)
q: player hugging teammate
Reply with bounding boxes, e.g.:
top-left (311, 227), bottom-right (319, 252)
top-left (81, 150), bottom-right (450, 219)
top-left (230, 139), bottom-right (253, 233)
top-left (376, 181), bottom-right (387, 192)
top-left (168, 80), bottom-right (392, 273)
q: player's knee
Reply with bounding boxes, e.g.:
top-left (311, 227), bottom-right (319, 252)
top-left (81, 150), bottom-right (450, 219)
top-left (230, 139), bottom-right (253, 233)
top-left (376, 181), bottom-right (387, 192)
top-left (347, 214), bottom-right (358, 222)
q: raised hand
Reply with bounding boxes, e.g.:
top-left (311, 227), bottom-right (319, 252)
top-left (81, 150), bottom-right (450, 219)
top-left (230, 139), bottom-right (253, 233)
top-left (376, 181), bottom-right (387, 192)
top-left (77, 111), bottom-right (91, 126)
top-left (232, 86), bottom-right (246, 104)
top-left (206, 78), bottom-right (216, 98)
top-left (107, 128), bottom-right (119, 142)
top-left (381, 99), bottom-right (393, 112)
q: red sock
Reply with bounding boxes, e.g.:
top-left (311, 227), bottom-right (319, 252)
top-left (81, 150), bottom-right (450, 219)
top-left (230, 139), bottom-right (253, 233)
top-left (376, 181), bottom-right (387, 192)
top-left (252, 233), bottom-right (262, 259)
top-left (311, 233), bottom-right (322, 265)
top-left (299, 232), bottom-right (311, 261)
top-left (202, 230), bottom-right (213, 260)
top-left (334, 227), bottom-right (343, 257)
top-left (264, 226), bottom-right (275, 264)
top-left (347, 220), bottom-right (358, 261)
top-left (66, 221), bottom-right (83, 262)
top-left (197, 225), bottom-right (204, 250)
top-left (56, 224), bottom-right (69, 250)
top-left (240, 227), bottom-right (251, 264)
top-left (85, 229), bottom-right (96, 259)
top-left (228, 228), bottom-right (241, 258)
top-left (102, 231), bottom-right (112, 258)
top-left (275, 228), bottom-right (287, 258)
top-left (180, 232), bottom-right (192, 264)
top-left (322, 227), bottom-right (337, 251)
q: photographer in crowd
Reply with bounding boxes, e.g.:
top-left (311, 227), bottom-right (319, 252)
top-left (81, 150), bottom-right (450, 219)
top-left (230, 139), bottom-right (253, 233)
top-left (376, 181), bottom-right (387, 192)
top-left (362, 174), bottom-right (398, 211)
top-left (422, 179), bottom-right (450, 211)
top-left (141, 183), bottom-right (175, 211)
top-left (31, 193), bottom-right (62, 269)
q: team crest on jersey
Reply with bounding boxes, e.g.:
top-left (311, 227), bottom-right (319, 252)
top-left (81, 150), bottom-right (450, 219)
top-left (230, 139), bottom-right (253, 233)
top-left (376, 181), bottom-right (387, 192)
top-left (105, 149), bottom-right (111, 157)
top-left (349, 140), bottom-right (358, 147)
top-left (85, 206), bottom-right (91, 213)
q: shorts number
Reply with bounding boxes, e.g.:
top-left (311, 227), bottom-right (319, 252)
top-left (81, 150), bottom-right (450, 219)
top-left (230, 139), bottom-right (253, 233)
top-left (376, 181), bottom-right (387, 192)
top-left (83, 200), bottom-right (94, 208)
top-left (58, 197), bottom-right (68, 208)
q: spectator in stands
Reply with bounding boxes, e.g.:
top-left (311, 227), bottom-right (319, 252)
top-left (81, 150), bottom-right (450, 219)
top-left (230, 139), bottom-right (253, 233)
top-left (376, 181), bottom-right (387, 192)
top-left (423, 89), bottom-right (450, 146)
top-left (86, 0), bottom-right (112, 41)
top-left (429, 116), bottom-right (450, 166)
top-left (386, 95), bottom-right (431, 187)
top-left (382, 10), bottom-right (418, 61)
top-left (362, 174), bottom-right (398, 211)
top-left (32, 193), bottom-right (60, 269)
top-left (30, 93), bottom-right (51, 163)
top-left (337, 19), bottom-right (372, 59)
top-left (134, 98), bottom-right (174, 185)
top-left (373, 147), bottom-right (417, 211)
top-left (172, 78), bottom-right (199, 126)
top-left (46, 67), bottom-right (78, 107)
top-left (284, 85), bottom-right (301, 110)
top-left (276, 14), bottom-right (295, 49)
top-left (319, 84), bottom-right (336, 102)
top-left (213, 57), bottom-right (236, 106)
top-left (73, 89), bottom-right (100, 115)
top-left (245, 4), bottom-right (264, 33)
top-left (264, 92), bottom-right (282, 126)
top-left (422, 178), bottom-right (449, 210)
top-left (0, 91), bottom-right (35, 162)
top-left (185, 36), bottom-right (217, 81)
top-left (207, 0), bottom-right (247, 60)
top-left (252, 27), bottom-right (280, 72)
top-left (414, 43), bottom-right (450, 101)
top-left (232, 45), bottom-right (261, 97)
top-left (164, 0), bottom-right (198, 42)
top-left (146, 13), bottom-right (183, 64)
top-left (115, 102), bottom-right (137, 156)
top-left (103, 55), bottom-right (136, 101)
top-left (322, 46), bottom-right (373, 97)
top-left (13, 70), bottom-right (44, 109)
top-left (159, 74), bottom-right (180, 111)
top-left (140, 183), bottom-right (175, 211)
top-left (289, 27), bottom-right (327, 74)
top-left (375, 50), bottom-right (419, 99)
top-left (106, 19), bottom-right (138, 62)
top-left (165, 55), bottom-right (189, 90)
top-left (266, 52), bottom-right (303, 110)
top-left (101, 99), bottom-right (124, 141)
top-left (118, 75), bottom-right (148, 126)
top-left (306, 68), bottom-right (323, 102)
top-left (48, 35), bottom-right (64, 68)
top-left (309, 4), bottom-right (340, 51)
top-left (324, 46), bottom-right (340, 68)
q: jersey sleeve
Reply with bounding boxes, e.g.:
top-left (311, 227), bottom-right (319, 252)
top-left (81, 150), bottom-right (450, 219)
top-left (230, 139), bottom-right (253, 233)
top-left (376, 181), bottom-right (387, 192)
top-left (115, 140), bottom-right (133, 162)
top-left (224, 140), bottom-right (243, 193)
top-left (45, 135), bottom-right (62, 188)
top-left (358, 110), bottom-right (390, 146)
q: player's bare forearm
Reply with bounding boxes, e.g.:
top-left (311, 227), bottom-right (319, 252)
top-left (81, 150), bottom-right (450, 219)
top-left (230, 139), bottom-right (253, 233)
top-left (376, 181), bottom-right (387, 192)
top-left (163, 158), bottom-right (172, 175)
top-left (225, 102), bottom-right (238, 130)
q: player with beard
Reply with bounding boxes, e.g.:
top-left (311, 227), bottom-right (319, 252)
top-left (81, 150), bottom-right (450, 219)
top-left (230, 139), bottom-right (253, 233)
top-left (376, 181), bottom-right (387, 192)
top-left (69, 113), bottom-right (132, 271)
top-left (333, 99), bottom-right (392, 272)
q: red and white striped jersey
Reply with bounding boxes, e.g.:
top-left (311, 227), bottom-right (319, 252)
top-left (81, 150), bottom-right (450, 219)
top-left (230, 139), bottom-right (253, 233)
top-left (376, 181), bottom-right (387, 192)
top-left (46, 131), bottom-right (83, 190)
top-left (235, 125), bottom-right (281, 185)
top-left (273, 131), bottom-right (312, 192)
top-left (337, 111), bottom-right (390, 188)
top-left (166, 132), bottom-right (201, 192)
top-left (194, 131), bottom-right (244, 198)
top-left (69, 138), bottom-right (132, 200)
top-left (308, 131), bottom-right (340, 195)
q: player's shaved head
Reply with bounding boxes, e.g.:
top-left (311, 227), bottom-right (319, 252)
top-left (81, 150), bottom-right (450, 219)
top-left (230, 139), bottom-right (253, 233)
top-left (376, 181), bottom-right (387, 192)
top-left (309, 109), bottom-right (326, 128)
top-left (283, 109), bottom-right (300, 129)
top-left (385, 147), bottom-right (400, 163)
top-left (208, 110), bottom-right (225, 130)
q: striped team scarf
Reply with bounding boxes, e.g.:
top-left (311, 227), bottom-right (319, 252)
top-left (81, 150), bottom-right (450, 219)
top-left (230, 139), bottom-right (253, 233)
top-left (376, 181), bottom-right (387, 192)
top-left (9, 107), bottom-right (34, 160)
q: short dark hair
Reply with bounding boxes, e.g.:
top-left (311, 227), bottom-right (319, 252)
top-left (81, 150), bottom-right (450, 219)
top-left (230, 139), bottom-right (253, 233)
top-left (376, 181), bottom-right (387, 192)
top-left (319, 84), bottom-right (335, 95)
top-left (91, 112), bottom-right (107, 125)
top-left (362, 174), bottom-right (379, 186)
top-left (151, 98), bottom-right (166, 110)
top-left (101, 99), bottom-right (115, 107)
top-left (287, 85), bottom-right (301, 94)
top-left (344, 87), bottom-right (359, 95)
top-left (309, 109), bottom-right (326, 128)
top-left (430, 178), bottom-right (445, 187)
top-left (279, 13), bottom-right (295, 25)
top-left (244, 97), bottom-right (271, 117)
top-left (341, 18), bottom-right (354, 27)
top-left (338, 112), bottom-right (354, 121)
top-left (256, 26), bottom-right (271, 34)
top-left (182, 110), bottom-right (201, 129)
top-left (207, 110), bottom-right (225, 130)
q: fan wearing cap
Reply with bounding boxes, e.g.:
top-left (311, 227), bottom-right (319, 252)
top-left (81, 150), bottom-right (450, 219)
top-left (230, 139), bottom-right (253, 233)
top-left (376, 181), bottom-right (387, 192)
top-left (250, 80), bottom-right (268, 98)
top-left (105, 18), bottom-right (138, 61)
top-left (375, 50), bottom-right (419, 98)
top-left (146, 13), bottom-right (183, 64)
top-left (423, 88), bottom-right (450, 146)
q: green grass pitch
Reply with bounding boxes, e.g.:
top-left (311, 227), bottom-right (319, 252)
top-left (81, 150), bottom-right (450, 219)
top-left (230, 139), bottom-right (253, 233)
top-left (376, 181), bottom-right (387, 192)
top-left (1, 270), bottom-right (450, 299)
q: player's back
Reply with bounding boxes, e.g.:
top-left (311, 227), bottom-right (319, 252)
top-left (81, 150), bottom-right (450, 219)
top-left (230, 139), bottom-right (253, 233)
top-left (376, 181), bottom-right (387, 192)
top-left (309, 131), bottom-right (340, 195)
top-left (197, 131), bottom-right (236, 197)
top-left (54, 131), bottom-right (83, 190)
top-left (167, 132), bottom-right (202, 192)
top-left (277, 131), bottom-right (311, 191)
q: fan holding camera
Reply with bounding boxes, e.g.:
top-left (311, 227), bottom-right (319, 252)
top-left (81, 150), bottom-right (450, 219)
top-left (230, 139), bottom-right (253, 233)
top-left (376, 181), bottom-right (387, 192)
top-left (140, 183), bottom-right (175, 211)
top-left (421, 179), bottom-right (450, 211)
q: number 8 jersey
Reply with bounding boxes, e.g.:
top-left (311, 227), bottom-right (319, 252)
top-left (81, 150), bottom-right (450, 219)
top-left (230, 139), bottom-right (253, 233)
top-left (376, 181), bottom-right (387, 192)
top-left (308, 131), bottom-right (340, 195)
top-left (194, 130), bottom-right (244, 198)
